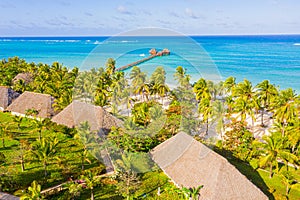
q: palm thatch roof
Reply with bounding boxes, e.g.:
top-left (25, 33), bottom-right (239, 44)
top-left (51, 100), bottom-right (122, 133)
top-left (0, 192), bottom-right (19, 200)
top-left (150, 132), bottom-right (268, 200)
top-left (6, 91), bottom-right (55, 118)
top-left (0, 86), bottom-right (19, 111)
top-left (12, 72), bottom-right (33, 85)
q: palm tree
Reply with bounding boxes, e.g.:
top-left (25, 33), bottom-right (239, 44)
top-left (105, 58), bottom-right (116, 75)
top-left (174, 66), bottom-right (191, 89)
top-left (21, 180), bottom-right (43, 200)
top-left (155, 83), bottom-right (170, 104)
top-left (273, 88), bottom-right (298, 135)
top-left (12, 115), bottom-right (23, 131)
top-left (30, 137), bottom-right (59, 177)
top-left (259, 133), bottom-right (297, 178)
top-left (256, 80), bottom-right (278, 126)
top-left (131, 102), bottom-right (152, 127)
top-left (212, 100), bottom-right (226, 139)
top-left (280, 171), bottom-right (298, 197)
top-left (53, 88), bottom-right (73, 112)
top-left (193, 78), bottom-right (212, 135)
top-left (150, 66), bottom-right (166, 85)
top-left (232, 79), bottom-right (255, 124)
top-left (193, 78), bottom-right (211, 101)
top-left (0, 122), bottom-right (13, 148)
top-left (223, 76), bottom-right (236, 94)
top-left (64, 181), bottom-right (83, 200)
top-left (94, 73), bottom-right (111, 107)
top-left (18, 139), bottom-right (30, 172)
top-left (116, 170), bottom-right (140, 200)
top-left (75, 122), bottom-right (97, 170)
top-left (129, 66), bottom-right (146, 93)
top-left (199, 98), bottom-right (213, 135)
top-left (233, 98), bottom-right (253, 123)
top-left (31, 118), bottom-right (51, 140)
top-left (134, 82), bottom-right (150, 102)
top-left (81, 170), bottom-right (101, 200)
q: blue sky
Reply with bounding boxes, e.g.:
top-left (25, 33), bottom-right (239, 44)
top-left (0, 0), bottom-right (299, 36)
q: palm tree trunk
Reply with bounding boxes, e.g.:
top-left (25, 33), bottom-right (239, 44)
top-left (81, 152), bottom-right (85, 171)
top-left (21, 157), bottom-right (25, 172)
top-left (261, 109), bottom-right (264, 127)
top-left (91, 189), bottom-right (94, 200)
top-left (269, 164), bottom-right (273, 178)
top-left (44, 162), bottom-right (47, 177)
top-left (286, 185), bottom-right (290, 196)
top-left (205, 118), bottom-right (209, 135)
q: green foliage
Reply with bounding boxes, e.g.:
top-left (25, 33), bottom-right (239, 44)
top-left (108, 127), bottom-right (158, 153)
top-left (115, 170), bottom-right (140, 200)
top-left (0, 152), bottom-right (6, 164)
top-left (223, 120), bottom-right (255, 161)
top-left (20, 180), bottom-right (43, 200)
top-left (180, 185), bottom-right (204, 200)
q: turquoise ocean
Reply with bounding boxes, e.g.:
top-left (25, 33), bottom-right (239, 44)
top-left (1, 35), bottom-right (300, 92)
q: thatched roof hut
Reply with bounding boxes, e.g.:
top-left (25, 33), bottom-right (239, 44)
top-left (162, 48), bottom-right (170, 55)
top-left (149, 48), bottom-right (157, 55)
top-left (51, 100), bottom-right (122, 134)
top-left (150, 132), bottom-right (268, 200)
top-left (12, 72), bottom-right (33, 85)
top-left (0, 192), bottom-right (20, 200)
top-left (6, 91), bottom-right (55, 118)
top-left (0, 86), bottom-right (19, 111)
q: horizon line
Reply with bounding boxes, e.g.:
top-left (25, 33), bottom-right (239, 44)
top-left (1, 33), bottom-right (300, 38)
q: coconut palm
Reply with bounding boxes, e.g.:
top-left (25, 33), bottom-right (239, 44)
top-left (259, 133), bottom-right (297, 178)
top-left (155, 83), bottom-right (170, 104)
top-left (129, 66), bottom-right (146, 92)
top-left (273, 88), bottom-right (298, 135)
top-left (94, 72), bottom-right (111, 107)
top-left (193, 78), bottom-right (211, 101)
top-left (232, 79), bottom-right (255, 124)
top-left (75, 122), bottom-right (97, 170)
top-left (212, 100), bottom-right (226, 138)
top-left (30, 137), bottom-right (60, 177)
top-left (255, 80), bottom-right (278, 126)
top-left (280, 171), bottom-right (298, 196)
top-left (132, 102), bottom-right (151, 127)
top-left (134, 82), bottom-right (150, 102)
top-left (31, 118), bottom-right (51, 140)
top-left (105, 58), bottom-right (116, 75)
top-left (81, 170), bottom-right (101, 200)
top-left (150, 66), bottom-right (166, 85)
top-left (174, 66), bottom-right (191, 89)
top-left (223, 76), bottom-right (236, 94)
top-left (199, 98), bottom-right (213, 135)
top-left (17, 139), bottom-right (30, 172)
top-left (64, 181), bottom-right (83, 200)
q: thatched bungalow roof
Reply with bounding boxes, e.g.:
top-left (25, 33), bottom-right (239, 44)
top-left (0, 86), bottom-right (19, 111)
top-left (6, 91), bottom-right (55, 118)
top-left (12, 72), bottom-right (33, 85)
top-left (51, 100), bottom-right (122, 133)
top-left (0, 192), bottom-right (19, 200)
top-left (150, 132), bottom-right (268, 200)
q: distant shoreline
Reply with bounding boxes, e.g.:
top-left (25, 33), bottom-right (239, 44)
top-left (1, 33), bottom-right (300, 38)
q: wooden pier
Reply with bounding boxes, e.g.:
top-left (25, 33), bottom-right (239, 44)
top-left (116, 48), bottom-right (170, 71)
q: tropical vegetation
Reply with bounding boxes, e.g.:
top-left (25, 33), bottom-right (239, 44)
top-left (0, 57), bottom-right (299, 199)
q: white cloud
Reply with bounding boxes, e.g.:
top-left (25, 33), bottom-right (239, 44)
top-left (185, 8), bottom-right (204, 19)
top-left (117, 5), bottom-right (133, 15)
